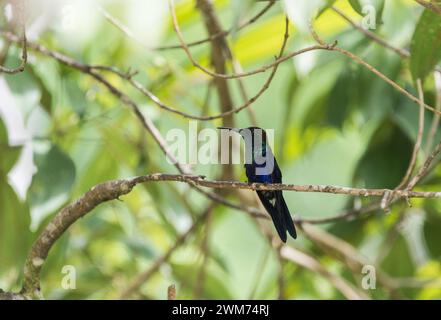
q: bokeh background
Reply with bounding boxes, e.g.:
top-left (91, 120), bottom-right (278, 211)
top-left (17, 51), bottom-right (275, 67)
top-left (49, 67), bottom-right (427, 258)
top-left (1, 0), bottom-right (441, 299)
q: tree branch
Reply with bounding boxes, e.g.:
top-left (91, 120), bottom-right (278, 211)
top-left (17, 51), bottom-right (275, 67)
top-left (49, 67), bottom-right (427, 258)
top-left (280, 246), bottom-right (369, 300)
top-left (18, 172), bottom-right (441, 297)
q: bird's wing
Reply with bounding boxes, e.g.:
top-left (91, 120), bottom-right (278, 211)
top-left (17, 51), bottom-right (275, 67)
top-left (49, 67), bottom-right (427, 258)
top-left (257, 190), bottom-right (287, 243)
top-left (269, 148), bottom-right (297, 239)
top-left (266, 146), bottom-right (282, 181)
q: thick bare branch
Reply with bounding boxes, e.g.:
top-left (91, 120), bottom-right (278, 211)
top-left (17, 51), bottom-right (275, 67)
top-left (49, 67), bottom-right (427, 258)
top-left (21, 171), bottom-right (441, 296)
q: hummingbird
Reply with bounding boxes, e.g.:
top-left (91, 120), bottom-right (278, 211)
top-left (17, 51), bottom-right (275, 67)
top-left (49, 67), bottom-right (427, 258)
top-left (218, 127), bottom-right (297, 242)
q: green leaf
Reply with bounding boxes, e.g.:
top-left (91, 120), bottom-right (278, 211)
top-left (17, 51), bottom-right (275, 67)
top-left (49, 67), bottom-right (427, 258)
top-left (0, 118), bottom-right (22, 176)
top-left (284, 130), bottom-right (366, 218)
top-left (317, 0), bottom-right (337, 18)
top-left (31, 58), bottom-right (62, 114)
top-left (230, 0), bottom-right (254, 37)
top-left (424, 202), bottom-right (441, 260)
top-left (121, 236), bottom-right (156, 259)
top-left (28, 145), bottom-right (76, 229)
top-left (355, 120), bottom-right (413, 189)
top-left (27, 65), bottom-right (54, 115)
top-left (410, 7), bottom-right (441, 82)
top-left (381, 234), bottom-right (414, 278)
top-left (0, 117), bottom-right (7, 142)
top-left (348, 0), bottom-right (363, 15)
top-left (0, 179), bottom-right (32, 278)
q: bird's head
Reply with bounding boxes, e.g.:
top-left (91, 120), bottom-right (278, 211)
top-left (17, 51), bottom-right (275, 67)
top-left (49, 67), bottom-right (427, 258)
top-left (217, 126), bottom-right (268, 145)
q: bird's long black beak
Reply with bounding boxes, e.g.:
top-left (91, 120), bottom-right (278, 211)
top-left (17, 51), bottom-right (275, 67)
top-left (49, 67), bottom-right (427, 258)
top-left (217, 127), bottom-right (241, 133)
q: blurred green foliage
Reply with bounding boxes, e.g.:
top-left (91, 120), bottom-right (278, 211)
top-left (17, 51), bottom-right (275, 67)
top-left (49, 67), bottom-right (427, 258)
top-left (1, 0), bottom-right (441, 300)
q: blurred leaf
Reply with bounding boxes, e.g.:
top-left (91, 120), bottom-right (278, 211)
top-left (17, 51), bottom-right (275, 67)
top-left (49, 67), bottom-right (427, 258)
top-left (1, 0), bottom-right (440, 300)
top-left (410, 6), bottom-right (441, 82)
top-left (284, 130), bottom-right (365, 218)
top-left (348, 0), bottom-right (363, 15)
top-left (171, 262), bottom-right (233, 299)
top-left (381, 234), bottom-right (414, 278)
top-left (0, 118), bottom-right (22, 175)
top-left (324, 69), bottom-right (356, 128)
top-left (230, 0), bottom-right (254, 37)
top-left (211, 208), bottom-right (276, 299)
top-left (74, 144), bottom-right (118, 194)
top-left (290, 59), bottom-right (344, 130)
top-left (416, 261), bottom-right (441, 299)
top-left (120, 236), bottom-right (156, 259)
top-left (317, 0), bottom-right (337, 17)
top-left (29, 145), bottom-right (76, 229)
top-left (65, 77), bottom-right (88, 118)
top-left (355, 120), bottom-right (413, 189)
top-left (393, 92), bottom-right (434, 152)
top-left (233, 14), bottom-right (291, 65)
top-left (282, 0), bottom-right (326, 33)
top-left (424, 203), bottom-right (441, 260)
top-left (279, 70), bottom-right (300, 162)
top-left (0, 179), bottom-right (32, 277)
top-left (27, 64), bottom-right (55, 115)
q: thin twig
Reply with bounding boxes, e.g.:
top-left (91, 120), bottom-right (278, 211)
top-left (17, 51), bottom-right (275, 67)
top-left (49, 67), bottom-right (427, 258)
top-left (330, 46), bottom-right (440, 116)
top-left (124, 18), bottom-right (290, 121)
top-left (97, 6), bottom-right (148, 50)
top-left (155, 0), bottom-right (276, 51)
top-left (407, 137), bottom-right (441, 190)
top-left (398, 78), bottom-right (426, 189)
top-left (120, 205), bottom-right (213, 299)
top-left (299, 222), bottom-right (433, 295)
top-left (426, 72), bottom-right (441, 153)
top-left (171, 4), bottom-right (441, 117)
top-left (0, 31), bottom-right (26, 74)
top-left (331, 6), bottom-right (410, 58)
top-left (0, 1), bottom-right (27, 74)
top-left (0, 31), bottom-right (192, 175)
top-left (307, 22), bottom-right (441, 116)
top-left (231, 54), bottom-right (258, 126)
top-left (248, 247), bottom-right (271, 299)
top-left (200, 80), bottom-right (214, 117)
top-left (413, 0), bottom-right (441, 15)
top-left (332, 5), bottom-right (441, 74)
top-left (170, 0), bottom-right (323, 81)
top-left (375, 212), bottom-right (406, 265)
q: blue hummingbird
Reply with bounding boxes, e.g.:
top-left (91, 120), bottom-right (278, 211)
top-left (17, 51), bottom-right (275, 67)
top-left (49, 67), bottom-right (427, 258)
top-left (218, 127), bottom-right (297, 242)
